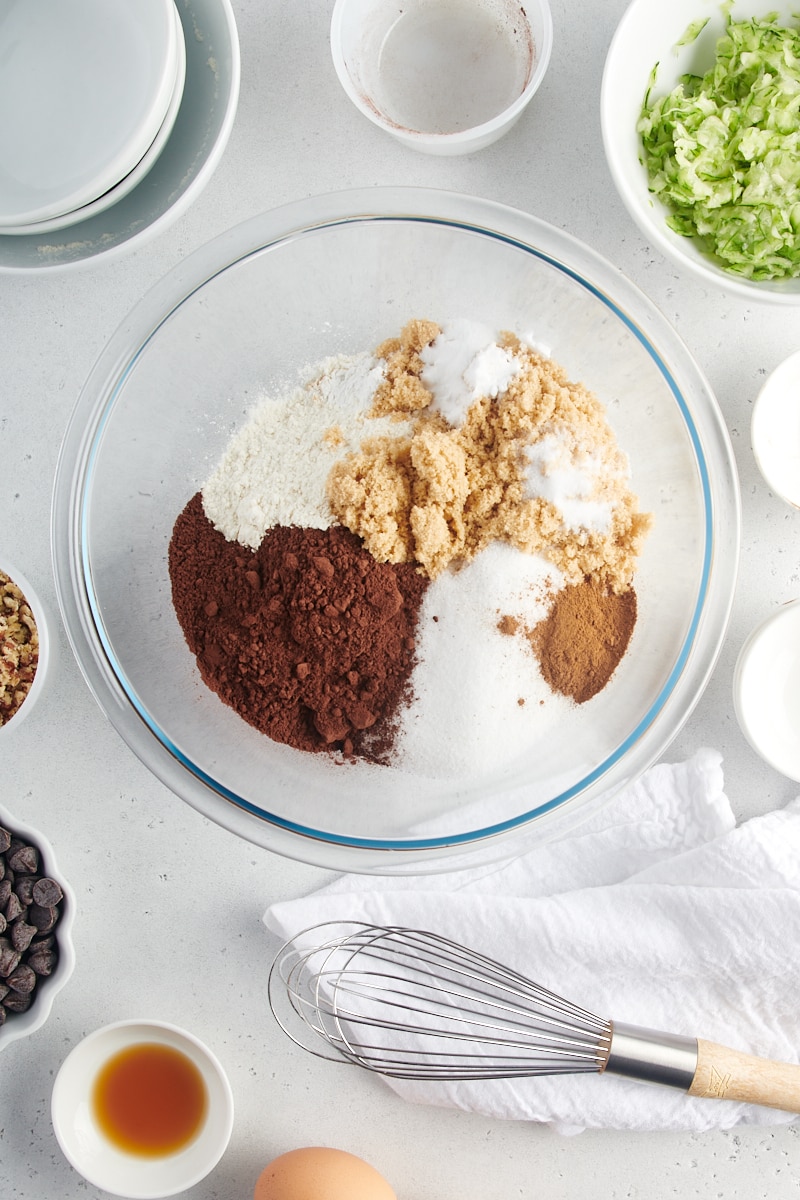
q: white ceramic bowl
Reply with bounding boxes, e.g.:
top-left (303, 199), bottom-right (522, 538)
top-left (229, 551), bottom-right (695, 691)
top-left (602, 0), bottom-right (800, 303)
top-left (52, 1019), bottom-right (234, 1199)
top-left (0, 802), bottom-right (76, 1052)
top-left (0, 0), bottom-right (179, 228)
top-left (0, 557), bottom-right (55, 737)
top-left (734, 600), bottom-right (800, 781)
top-left (331, 0), bottom-right (553, 154)
top-left (0, 3), bottom-right (188, 238)
top-left (0, 0), bottom-right (239, 274)
top-left (751, 350), bottom-right (800, 508)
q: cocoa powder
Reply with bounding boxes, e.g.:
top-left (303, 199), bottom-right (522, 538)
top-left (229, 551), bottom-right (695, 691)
top-left (168, 494), bottom-right (429, 762)
top-left (524, 577), bottom-right (637, 704)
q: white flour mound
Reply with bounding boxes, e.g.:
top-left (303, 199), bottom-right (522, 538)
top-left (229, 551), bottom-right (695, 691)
top-left (202, 353), bottom-right (409, 548)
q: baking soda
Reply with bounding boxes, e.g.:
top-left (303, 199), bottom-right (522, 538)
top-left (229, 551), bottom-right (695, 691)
top-left (420, 319), bottom-right (522, 425)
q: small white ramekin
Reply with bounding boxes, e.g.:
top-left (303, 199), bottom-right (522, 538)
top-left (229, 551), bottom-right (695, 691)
top-left (733, 600), bottom-right (800, 782)
top-left (52, 1019), bottom-right (234, 1198)
top-left (751, 350), bottom-right (800, 510)
top-left (330, 0), bottom-right (553, 155)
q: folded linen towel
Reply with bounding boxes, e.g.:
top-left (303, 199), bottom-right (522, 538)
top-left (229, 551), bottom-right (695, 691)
top-left (265, 750), bottom-right (800, 1133)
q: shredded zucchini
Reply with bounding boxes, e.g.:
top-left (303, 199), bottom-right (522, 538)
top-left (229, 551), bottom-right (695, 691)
top-left (639, 14), bottom-right (800, 280)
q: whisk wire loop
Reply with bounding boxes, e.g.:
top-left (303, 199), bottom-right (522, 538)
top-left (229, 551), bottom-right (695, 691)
top-left (269, 922), bottom-right (613, 1080)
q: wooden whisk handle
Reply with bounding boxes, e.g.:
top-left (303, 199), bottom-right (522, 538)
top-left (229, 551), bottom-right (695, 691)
top-left (689, 1039), bottom-right (800, 1112)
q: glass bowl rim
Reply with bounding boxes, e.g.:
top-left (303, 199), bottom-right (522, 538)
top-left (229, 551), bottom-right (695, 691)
top-left (51, 186), bottom-right (740, 867)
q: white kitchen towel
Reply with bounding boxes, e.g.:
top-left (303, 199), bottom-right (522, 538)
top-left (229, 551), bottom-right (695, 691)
top-left (265, 749), bottom-right (800, 1134)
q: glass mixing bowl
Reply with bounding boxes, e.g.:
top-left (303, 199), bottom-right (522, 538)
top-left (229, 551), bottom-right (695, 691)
top-left (51, 188), bottom-right (739, 872)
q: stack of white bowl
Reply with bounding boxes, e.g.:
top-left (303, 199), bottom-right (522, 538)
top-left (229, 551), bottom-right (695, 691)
top-left (0, 0), bottom-right (187, 236)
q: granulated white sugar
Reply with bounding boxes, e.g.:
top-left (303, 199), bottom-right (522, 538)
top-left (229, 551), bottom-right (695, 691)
top-left (396, 542), bottom-right (572, 777)
top-left (201, 353), bottom-right (410, 548)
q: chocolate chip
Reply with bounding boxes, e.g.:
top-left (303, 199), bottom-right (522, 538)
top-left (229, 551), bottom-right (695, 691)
top-left (32, 878), bottom-right (62, 907)
top-left (0, 880), bottom-right (10, 907)
top-left (7, 843), bottom-right (38, 874)
top-left (27, 948), bottom-right (57, 977)
top-left (6, 963), bottom-right (35, 994)
top-left (4, 892), bottom-right (23, 923)
top-left (0, 828), bottom-right (10, 854)
top-left (14, 874), bottom-right (37, 905)
top-left (28, 904), bottom-right (57, 933)
top-left (3, 990), bottom-right (32, 1013)
top-left (0, 940), bottom-right (21, 977)
top-left (10, 919), bottom-right (36, 953)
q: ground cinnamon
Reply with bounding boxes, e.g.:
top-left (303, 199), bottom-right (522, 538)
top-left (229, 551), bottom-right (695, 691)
top-left (168, 493), bottom-right (429, 762)
top-left (502, 577), bottom-right (637, 704)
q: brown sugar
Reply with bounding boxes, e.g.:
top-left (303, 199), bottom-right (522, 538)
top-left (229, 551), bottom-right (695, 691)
top-left (327, 321), bottom-right (652, 591)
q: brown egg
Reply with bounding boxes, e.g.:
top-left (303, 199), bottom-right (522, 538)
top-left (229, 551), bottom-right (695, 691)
top-left (254, 1147), bottom-right (397, 1200)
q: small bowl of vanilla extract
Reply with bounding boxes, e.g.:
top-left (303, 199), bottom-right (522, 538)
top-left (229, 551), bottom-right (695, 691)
top-left (51, 1019), bottom-right (234, 1198)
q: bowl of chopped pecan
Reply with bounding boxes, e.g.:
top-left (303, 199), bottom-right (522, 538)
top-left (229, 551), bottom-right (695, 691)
top-left (0, 558), bottom-right (54, 735)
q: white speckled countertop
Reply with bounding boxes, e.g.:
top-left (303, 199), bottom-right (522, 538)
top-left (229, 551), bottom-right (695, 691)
top-left (2, 1), bottom-right (799, 1196)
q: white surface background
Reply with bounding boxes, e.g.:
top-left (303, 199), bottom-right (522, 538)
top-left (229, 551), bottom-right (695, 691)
top-left (2, 1), bottom-right (800, 1196)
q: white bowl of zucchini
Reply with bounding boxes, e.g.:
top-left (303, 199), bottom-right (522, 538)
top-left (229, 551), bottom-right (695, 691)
top-left (602, 0), bottom-right (800, 303)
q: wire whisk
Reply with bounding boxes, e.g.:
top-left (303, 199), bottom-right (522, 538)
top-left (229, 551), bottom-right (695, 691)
top-left (268, 921), bottom-right (800, 1113)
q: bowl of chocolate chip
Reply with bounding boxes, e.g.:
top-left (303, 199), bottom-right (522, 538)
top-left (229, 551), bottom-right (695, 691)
top-left (52, 187), bottom-right (740, 871)
top-left (0, 802), bottom-right (75, 1050)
